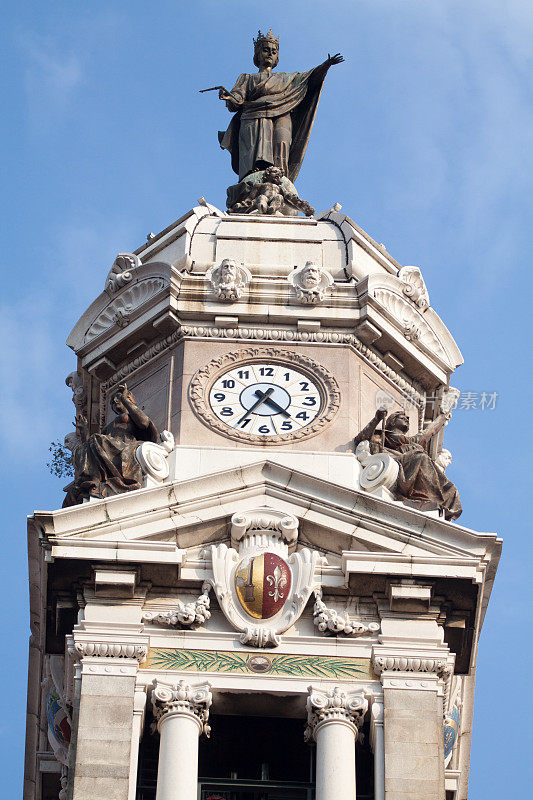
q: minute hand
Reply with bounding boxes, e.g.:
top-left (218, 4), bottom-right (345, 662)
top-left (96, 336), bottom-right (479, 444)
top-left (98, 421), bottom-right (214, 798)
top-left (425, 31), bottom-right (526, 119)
top-left (237, 387), bottom-right (274, 425)
top-left (254, 390), bottom-right (291, 418)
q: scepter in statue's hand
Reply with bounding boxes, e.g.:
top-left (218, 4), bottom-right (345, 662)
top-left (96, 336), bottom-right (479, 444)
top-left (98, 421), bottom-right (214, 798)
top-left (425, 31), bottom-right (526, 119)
top-left (200, 85), bottom-right (240, 104)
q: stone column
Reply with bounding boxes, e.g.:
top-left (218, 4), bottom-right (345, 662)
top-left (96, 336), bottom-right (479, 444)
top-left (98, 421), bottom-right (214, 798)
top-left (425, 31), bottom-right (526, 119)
top-left (306, 686), bottom-right (368, 800)
top-left (370, 698), bottom-right (385, 800)
top-left (372, 653), bottom-right (448, 800)
top-left (128, 688), bottom-right (147, 800)
top-left (69, 640), bottom-right (148, 800)
top-left (151, 680), bottom-right (212, 800)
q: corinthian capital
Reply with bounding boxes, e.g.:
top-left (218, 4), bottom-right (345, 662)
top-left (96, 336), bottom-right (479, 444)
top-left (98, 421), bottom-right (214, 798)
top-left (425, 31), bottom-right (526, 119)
top-left (305, 686), bottom-right (368, 741)
top-left (151, 679), bottom-right (212, 736)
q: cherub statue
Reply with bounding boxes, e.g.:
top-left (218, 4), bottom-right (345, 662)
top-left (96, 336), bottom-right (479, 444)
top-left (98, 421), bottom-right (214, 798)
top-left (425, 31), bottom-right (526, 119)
top-left (206, 258), bottom-right (252, 301)
top-left (354, 407), bottom-right (462, 520)
top-left (62, 384), bottom-right (159, 507)
top-left (289, 261), bottom-right (333, 304)
top-left (228, 166), bottom-right (315, 217)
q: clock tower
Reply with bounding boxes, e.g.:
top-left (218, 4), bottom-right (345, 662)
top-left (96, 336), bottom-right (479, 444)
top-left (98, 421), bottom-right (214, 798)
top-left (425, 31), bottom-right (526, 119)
top-left (24, 35), bottom-right (500, 800)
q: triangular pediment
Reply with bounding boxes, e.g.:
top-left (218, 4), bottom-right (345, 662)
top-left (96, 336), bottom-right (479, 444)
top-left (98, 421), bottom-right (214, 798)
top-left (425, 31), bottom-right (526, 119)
top-left (34, 459), bottom-right (499, 579)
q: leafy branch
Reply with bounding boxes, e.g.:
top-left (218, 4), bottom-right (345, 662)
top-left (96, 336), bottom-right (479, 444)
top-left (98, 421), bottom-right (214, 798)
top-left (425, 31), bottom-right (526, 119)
top-left (47, 441), bottom-right (74, 479)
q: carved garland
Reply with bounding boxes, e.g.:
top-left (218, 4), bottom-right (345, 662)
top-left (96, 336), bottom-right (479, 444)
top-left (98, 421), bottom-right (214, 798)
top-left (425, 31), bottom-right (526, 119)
top-left (188, 347), bottom-right (341, 445)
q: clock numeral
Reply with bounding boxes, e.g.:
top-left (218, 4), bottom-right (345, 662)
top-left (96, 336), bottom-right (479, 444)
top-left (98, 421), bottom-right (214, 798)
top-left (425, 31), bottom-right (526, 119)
top-left (237, 369), bottom-right (249, 379)
top-left (295, 411), bottom-right (309, 421)
top-left (220, 407), bottom-right (233, 416)
top-left (281, 421), bottom-right (293, 431)
top-left (222, 379), bottom-right (235, 388)
top-left (259, 366), bottom-right (274, 377)
top-left (299, 381), bottom-right (309, 391)
top-left (238, 418), bottom-right (251, 428)
top-left (302, 396), bottom-right (317, 406)
top-left (258, 424), bottom-right (271, 434)
top-left (213, 392), bottom-right (225, 402)
top-left (284, 372), bottom-right (291, 381)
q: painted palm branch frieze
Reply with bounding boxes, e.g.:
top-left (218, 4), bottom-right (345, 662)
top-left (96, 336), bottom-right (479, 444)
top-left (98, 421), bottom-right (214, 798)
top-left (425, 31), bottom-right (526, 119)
top-left (144, 648), bottom-right (374, 680)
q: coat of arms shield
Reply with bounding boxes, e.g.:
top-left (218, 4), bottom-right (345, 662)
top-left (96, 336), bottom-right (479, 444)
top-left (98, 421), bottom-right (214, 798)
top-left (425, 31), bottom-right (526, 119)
top-left (235, 552), bottom-right (292, 619)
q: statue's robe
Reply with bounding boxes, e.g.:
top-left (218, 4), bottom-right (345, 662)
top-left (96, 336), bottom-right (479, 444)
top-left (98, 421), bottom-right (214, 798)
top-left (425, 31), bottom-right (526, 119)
top-left (366, 430), bottom-right (462, 521)
top-left (62, 415), bottom-right (158, 507)
top-left (219, 66), bottom-right (327, 182)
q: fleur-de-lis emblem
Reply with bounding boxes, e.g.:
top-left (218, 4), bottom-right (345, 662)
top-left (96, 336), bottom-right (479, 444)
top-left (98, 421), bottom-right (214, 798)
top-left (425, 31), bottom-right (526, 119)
top-left (266, 564), bottom-right (288, 602)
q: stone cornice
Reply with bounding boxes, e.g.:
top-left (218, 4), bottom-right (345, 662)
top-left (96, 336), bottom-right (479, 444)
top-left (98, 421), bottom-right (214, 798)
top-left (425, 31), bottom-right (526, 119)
top-left (100, 324), bottom-right (424, 414)
top-left (68, 633), bottom-right (149, 664)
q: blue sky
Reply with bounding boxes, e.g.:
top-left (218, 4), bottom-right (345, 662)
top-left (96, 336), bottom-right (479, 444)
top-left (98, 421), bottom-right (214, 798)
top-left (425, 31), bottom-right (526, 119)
top-left (1, 0), bottom-right (531, 795)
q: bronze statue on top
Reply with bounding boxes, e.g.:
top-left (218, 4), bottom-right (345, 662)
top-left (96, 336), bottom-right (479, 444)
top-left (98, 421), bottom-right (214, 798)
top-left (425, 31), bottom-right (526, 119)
top-left (202, 30), bottom-right (343, 215)
top-left (62, 385), bottom-right (159, 507)
top-left (354, 408), bottom-right (462, 521)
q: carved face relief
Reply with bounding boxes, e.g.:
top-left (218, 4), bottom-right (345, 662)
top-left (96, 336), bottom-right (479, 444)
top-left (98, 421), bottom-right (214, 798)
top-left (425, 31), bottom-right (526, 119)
top-left (220, 259), bottom-right (237, 284)
top-left (301, 264), bottom-right (321, 289)
top-left (206, 260), bottom-right (251, 301)
top-left (289, 262), bottom-right (333, 304)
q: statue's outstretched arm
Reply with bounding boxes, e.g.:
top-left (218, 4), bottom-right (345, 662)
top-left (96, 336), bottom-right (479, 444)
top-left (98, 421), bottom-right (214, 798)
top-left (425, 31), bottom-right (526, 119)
top-left (219, 73), bottom-right (247, 111)
top-left (418, 412), bottom-right (450, 447)
top-left (354, 407), bottom-right (387, 448)
top-left (309, 52), bottom-right (344, 86)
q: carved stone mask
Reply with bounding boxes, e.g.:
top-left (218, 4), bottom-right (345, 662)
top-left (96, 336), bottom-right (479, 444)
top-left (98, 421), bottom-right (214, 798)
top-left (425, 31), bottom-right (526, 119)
top-left (220, 260), bottom-right (237, 283)
top-left (301, 264), bottom-right (320, 289)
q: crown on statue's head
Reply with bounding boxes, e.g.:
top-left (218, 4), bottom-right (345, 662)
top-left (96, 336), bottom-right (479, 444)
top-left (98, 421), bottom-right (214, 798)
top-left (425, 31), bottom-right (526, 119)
top-left (253, 29), bottom-right (279, 48)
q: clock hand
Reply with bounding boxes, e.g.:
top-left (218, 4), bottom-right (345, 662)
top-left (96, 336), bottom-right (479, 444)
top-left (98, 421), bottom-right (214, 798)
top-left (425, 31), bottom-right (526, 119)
top-left (237, 387), bottom-right (274, 424)
top-left (254, 389), bottom-right (291, 418)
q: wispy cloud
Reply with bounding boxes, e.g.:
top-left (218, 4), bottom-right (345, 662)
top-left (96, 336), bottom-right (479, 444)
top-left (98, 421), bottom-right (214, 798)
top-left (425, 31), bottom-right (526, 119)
top-left (18, 32), bottom-right (83, 131)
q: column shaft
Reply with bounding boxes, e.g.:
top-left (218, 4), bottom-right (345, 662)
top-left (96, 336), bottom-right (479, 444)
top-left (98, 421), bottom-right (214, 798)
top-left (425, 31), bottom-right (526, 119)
top-left (315, 719), bottom-right (356, 800)
top-left (156, 713), bottom-right (201, 800)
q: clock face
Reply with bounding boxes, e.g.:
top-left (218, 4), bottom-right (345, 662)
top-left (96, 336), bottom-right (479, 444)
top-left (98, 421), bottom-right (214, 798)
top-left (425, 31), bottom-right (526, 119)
top-left (208, 362), bottom-right (322, 437)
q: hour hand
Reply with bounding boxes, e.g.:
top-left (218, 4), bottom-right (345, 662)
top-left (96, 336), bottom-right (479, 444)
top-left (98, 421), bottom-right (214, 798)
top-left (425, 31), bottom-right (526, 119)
top-left (254, 390), bottom-right (291, 418)
top-left (237, 387), bottom-right (274, 424)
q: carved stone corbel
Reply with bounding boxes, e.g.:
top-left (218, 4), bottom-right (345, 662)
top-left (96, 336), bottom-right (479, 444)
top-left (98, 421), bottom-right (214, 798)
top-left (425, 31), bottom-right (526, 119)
top-left (142, 582), bottom-right (211, 628)
top-left (313, 588), bottom-right (380, 637)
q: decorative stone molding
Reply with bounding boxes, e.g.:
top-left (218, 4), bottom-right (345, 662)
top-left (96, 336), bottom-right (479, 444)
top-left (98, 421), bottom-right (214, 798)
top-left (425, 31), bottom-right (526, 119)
top-left (372, 655), bottom-right (448, 676)
top-left (312, 588), bottom-right (380, 637)
top-left (105, 252), bottom-right (142, 294)
top-left (100, 326), bottom-right (424, 425)
top-left (188, 347), bottom-right (341, 445)
top-left (142, 582), bottom-right (211, 628)
top-left (85, 277), bottom-right (165, 341)
top-left (305, 687), bottom-right (368, 741)
top-left (373, 287), bottom-right (448, 361)
top-left (231, 509), bottom-right (299, 550)
top-left (206, 258), bottom-right (252, 301)
top-left (69, 640), bottom-right (148, 663)
top-left (151, 679), bottom-right (212, 736)
top-left (288, 261), bottom-right (333, 304)
top-left (207, 508), bottom-right (318, 647)
top-left (135, 430), bottom-right (174, 485)
top-left (355, 440), bottom-right (399, 492)
top-left (398, 266), bottom-right (430, 309)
